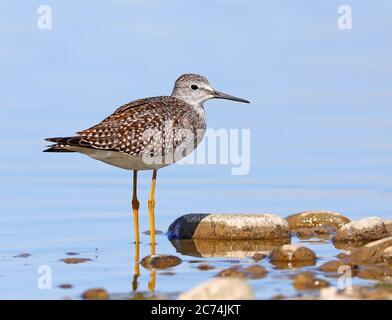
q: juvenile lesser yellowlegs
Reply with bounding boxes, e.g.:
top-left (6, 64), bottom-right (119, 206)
top-left (44, 73), bottom-right (250, 246)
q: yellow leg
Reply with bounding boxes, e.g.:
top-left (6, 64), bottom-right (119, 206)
top-left (148, 269), bottom-right (156, 292)
top-left (148, 241), bottom-right (156, 292)
top-left (132, 241), bottom-right (140, 292)
top-left (148, 169), bottom-right (157, 249)
top-left (132, 170), bottom-right (140, 244)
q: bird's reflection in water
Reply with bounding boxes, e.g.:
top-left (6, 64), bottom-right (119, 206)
top-left (132, 241), bottom-right (156, 292)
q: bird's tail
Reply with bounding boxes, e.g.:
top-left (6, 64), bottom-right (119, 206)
top-left (43, 137), bottom-right (79, 152)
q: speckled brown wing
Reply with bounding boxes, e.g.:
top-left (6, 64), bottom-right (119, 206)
top-left (76, 96), bottom-right (205, 157)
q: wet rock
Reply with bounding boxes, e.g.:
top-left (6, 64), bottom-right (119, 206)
top-left (13, 253), bottom-right (32, 258)
top-left (217, 267), bottom-right (247, 278)
top-left (292, 226), bottom-right (334, 239)
top-left (179, 278), bottom-right (255, 300)
top-left (197, 264), bottom-right (215, 271)
top-left (357, 265), bottom-right (392, 281)
top-left (216, 264), bottom-right (267, 279)
top-left (60, 258), bottom-right (91, 264)
top-left (243, 265), bottom-right (268, 279)
top-left (319, 260), bottom-right (345, 273)
top-left (292, 272), bottom-right (329, 291)
top-left (140, 255), bottom-right (182, 270)
top-left (170, 238), bottom-right (289, 258)
top-left (82, 288), bottom-right (109, 300)
top-left (343, 236), bottom-right (392, 265)
top-left (319, 261), bottom-right (358, 279)
top-left (384, 220), bottom-right (392, 236)
top-left (334, 217), bottom-right (388, 243)
top-left (252, 252), bottom-right (267, 262)
top-left (168, 214), bottom-right (290, 240)
top-left (270, 244), bottom-right (316, 263)
top-left (336, 252), bottom-right (348, 259)
top-left (59, 284), bottom-right (73, 289)
top-left (286, 211), bottom-right (350, 230)
top-left (333, 241), bottom-right (364, 251)
top-left (380, 247), bottom-right (392, 263)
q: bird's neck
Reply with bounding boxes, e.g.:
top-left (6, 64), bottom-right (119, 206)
top-left (172, 95), bottom-right (206, 123)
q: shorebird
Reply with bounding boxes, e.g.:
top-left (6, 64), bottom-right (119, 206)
top-left (44, 74), bottom-right (249, 246)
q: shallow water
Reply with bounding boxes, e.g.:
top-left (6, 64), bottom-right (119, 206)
top-left (1, 1), bottom-right (392, 299)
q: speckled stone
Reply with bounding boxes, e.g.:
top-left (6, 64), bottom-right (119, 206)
top-left (168, 214), bottom-right (290, 240)
top-left (179, 278), bottom-right (255, 300)
top-left (271, 244), bottom-right (316, 262)
top-left (334, 217), bottom-right (388, 242)
top-left (140, 255), bottom-right (182, 270)
top-left (286, 211), bottom-right (350, 230)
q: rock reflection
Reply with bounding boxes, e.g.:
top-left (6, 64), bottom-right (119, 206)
top-left (170, 238), bottom-right (290, 258)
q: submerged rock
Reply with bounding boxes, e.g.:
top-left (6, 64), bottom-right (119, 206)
top-left (216, 264), bottom-right (267, 279)
top-left (217, 267), bottom-right (247, 278)
top-left (60, 258), bottom-right (91, 264)
top-left (343, 236), bottom-right (392, 265)
top-left (357, 265), bottom-right (392, 281)
top-left (292, 272), bottom-right (329, 291)
top-left (270, 244), bottom-right (317, 263)
top-left (319, 260), bottom-right (345, 273)
top-left (141, 255), bottom-right (182, 270)
top-left (65, 252), bottom-right (79, 256)
top-left (142, 229), bottom-right (164, 235)
top-left (319, 260), bottom-right (358, 277)
top-left (334, 217), bottom-right (388, 243)
top-left (197, 264), bottom-right (215, 271)
top-left (168, 214), bottom-right (290, 240)
top-left (13, 253), bottom-right (32, 258)
top-left (82, 288), bottom-right (109, 300)
top-left (286, 211), bottom-right (350, 230)
top-left (243, 265), bottom-right (268, 279)
top-left (179, 278), bottom-right (255, 300)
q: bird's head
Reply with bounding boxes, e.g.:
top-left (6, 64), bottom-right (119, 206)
top-left (171, 73), bottom-right (250, 106)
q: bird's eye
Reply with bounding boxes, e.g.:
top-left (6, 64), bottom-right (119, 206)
top-left (191, 84), bottom-right (198, 90)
